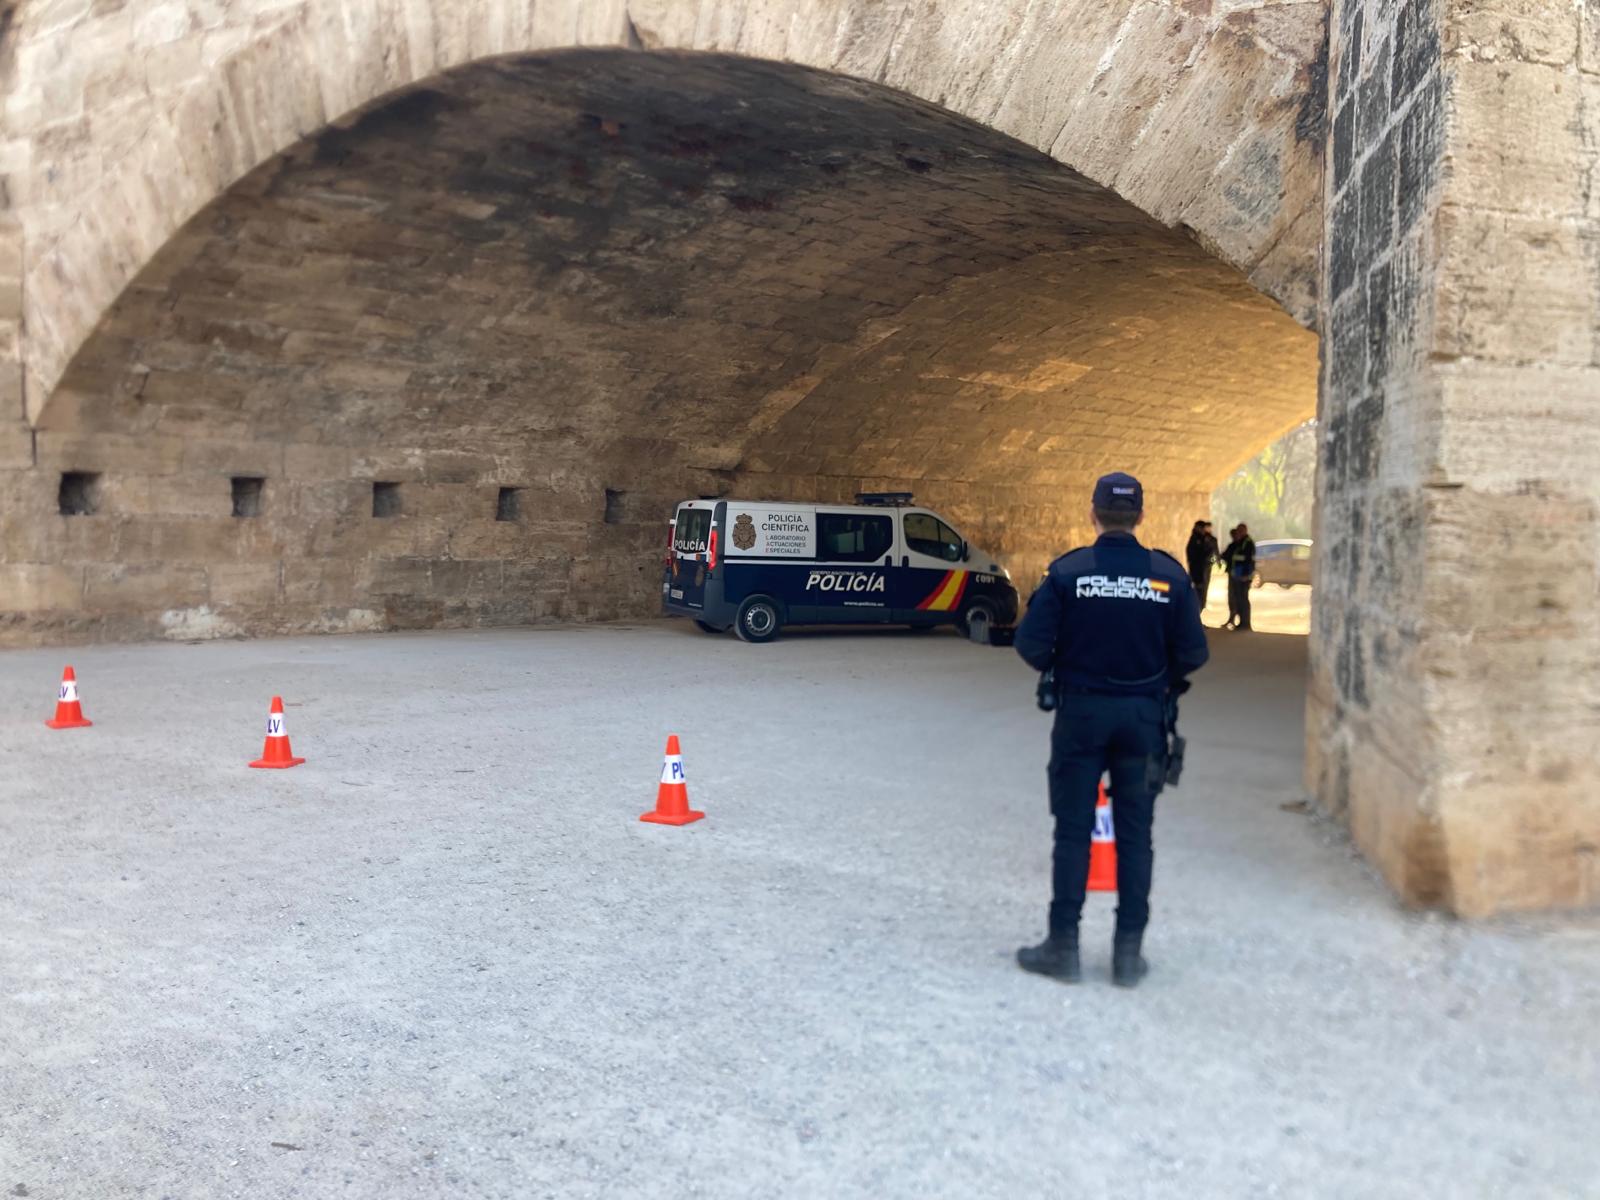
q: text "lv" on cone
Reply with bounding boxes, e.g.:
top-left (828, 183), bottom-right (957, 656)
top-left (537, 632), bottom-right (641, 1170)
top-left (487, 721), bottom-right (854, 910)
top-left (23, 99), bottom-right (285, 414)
top-left (249, 696), bottom-right (306, 769)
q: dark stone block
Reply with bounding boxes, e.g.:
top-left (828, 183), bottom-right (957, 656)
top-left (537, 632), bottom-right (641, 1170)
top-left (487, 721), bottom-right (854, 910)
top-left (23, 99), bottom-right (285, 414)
top-left (1346, 391), bottom-right (1384, 483)
top-left (1397, 74), bottom-right (1443, 233)
top-left (1337, 618), bottom-right (1369, 708)
top-left (1296, 31), bottom-right (1330, 145)
top-left (1222, 138), bottom-right (1284, 223)
top-left (1391, 0), bottom-right (1441, 107)
top-left (1356, 133), bottom-right (1395, 268)
top-left (1337, 10), bottom-right (1365, 102)
top-left (1349, 10), bottom-right (1364, 85)
top-left (1365, 259), bottom-right (1392, 392)
top-left (1321, 410), bottom-right (1348, 483)
top-left (1329, 185), bottom-right (1361, 300)
top-left (1333, 100), bottom-right (1356, 193)
top-left (1356, 38), bottom-right (1391, 147)
top-left (1328, 287), bottom-right (1369, 400)
top-left (1388, 233), bottom-right (1421, 342)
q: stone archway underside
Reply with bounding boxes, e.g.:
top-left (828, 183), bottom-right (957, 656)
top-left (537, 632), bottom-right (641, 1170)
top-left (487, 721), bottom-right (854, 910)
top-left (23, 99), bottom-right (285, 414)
top-left (15, 52), bottom-right (1315, 640)
top-left (8, 0), bottom-right (1326, 414)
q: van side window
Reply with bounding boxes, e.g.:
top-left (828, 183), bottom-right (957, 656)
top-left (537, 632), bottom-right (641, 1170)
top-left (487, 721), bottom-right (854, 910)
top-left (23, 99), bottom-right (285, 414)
top-left (817, 513), bottom-right (893, 562)
top-left (904, 513), bottom-right (963, 562)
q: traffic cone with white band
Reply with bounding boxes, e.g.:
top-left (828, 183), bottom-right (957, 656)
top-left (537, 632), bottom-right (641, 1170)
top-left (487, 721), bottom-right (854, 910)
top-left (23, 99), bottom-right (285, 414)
top-left (1086, 780), bottom-right (1117, 892)
top-left (640, 735), bottom-right (704, 825)
top-left (249, 696), bottom-right (306, 769)
top-left (45, 665), bottom-right (93, 729)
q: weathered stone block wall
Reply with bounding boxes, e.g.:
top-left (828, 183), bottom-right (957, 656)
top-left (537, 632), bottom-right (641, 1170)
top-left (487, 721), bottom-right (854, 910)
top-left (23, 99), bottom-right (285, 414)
top-left (1311, 0), bottom-right (1600, 914)
top-left (0, 430), bottom-right (690, 645)
top-left (1311, 0), bottom-right (1447, 901)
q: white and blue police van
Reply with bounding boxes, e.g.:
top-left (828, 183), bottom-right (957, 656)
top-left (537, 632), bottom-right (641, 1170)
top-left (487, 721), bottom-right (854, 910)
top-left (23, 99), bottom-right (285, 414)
top-left (662, 493), bottom-right (1020, 643)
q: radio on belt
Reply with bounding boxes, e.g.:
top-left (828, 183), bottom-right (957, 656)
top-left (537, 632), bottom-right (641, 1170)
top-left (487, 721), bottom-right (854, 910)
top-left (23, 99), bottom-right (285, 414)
top-left (661, 494), bottom-right (1020, 645)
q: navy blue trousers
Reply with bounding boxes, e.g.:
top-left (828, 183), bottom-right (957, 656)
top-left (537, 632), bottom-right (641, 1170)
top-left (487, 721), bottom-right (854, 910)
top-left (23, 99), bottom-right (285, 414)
top-left (1047, 693), bottom-right (1164, 936)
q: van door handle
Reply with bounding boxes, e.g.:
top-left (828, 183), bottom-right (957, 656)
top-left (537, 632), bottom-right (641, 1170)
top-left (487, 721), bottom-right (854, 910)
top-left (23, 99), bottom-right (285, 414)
top-left (883, 554), bottom-right (893, 565)
top-left (901, 556), bottom-right (909, 568)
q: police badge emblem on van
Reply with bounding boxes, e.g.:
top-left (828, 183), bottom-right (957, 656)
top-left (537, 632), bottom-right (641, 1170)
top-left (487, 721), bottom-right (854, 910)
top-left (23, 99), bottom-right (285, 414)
top-left (732, 513), bottom-right (756, 550)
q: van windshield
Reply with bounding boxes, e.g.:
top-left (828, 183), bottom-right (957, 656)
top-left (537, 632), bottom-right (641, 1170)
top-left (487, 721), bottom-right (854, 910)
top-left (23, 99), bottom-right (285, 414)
top-left (674, 508), bottom-right (713, 555)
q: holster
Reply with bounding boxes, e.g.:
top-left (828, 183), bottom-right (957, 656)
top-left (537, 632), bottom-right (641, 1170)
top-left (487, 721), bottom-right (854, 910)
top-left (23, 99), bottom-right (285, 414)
top-left (1158, 691), bottom-right (1185, 789)
top-left (1036, 667), bottom-right (1058, 712)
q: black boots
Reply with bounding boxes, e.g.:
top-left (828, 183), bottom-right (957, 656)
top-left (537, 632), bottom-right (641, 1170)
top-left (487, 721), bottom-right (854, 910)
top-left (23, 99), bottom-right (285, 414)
top-left (1016, 932), bottom-right (1081, 983)
top-left (1112, 930), bottom-right (1149, 988)
top-left (1018, 930), bottom-right (1148, 987)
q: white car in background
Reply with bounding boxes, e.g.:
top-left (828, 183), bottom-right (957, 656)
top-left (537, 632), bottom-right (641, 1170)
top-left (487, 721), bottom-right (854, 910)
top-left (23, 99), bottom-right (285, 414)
top-left (1253, 539), bottom-right (1313, 588)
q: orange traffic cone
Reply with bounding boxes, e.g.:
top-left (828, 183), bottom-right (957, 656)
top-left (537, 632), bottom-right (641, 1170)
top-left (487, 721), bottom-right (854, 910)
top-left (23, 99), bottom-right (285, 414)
top-left (249, 696), bottom-right (306, 769)
top-left (1086, 780), bottom-right (1118, 892)
top-left (45, 665), bottom-right (93, 729)
top-left (640, 735), bottom-right (704, 825)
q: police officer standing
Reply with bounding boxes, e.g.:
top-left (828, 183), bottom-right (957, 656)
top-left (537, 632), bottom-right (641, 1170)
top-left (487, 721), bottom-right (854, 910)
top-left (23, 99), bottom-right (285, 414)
top-left (1012, 473), bottom-right (1209, 987)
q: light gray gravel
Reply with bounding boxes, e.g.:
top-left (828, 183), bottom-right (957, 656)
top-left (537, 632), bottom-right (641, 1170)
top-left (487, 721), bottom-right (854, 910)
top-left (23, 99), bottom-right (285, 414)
top-left (2, 622), bottom-right (1597, 1198)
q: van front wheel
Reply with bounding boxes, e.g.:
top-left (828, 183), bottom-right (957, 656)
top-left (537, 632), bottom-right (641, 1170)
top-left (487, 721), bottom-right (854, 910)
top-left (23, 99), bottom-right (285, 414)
top-left (735, 597), bottom-right (782, 644)
top-left (956, 598), bottom-right (996, 639)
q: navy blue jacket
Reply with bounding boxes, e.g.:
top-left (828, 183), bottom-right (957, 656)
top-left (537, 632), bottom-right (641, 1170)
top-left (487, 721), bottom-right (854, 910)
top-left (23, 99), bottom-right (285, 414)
top-left (1014, 532), bottom-right (1209, 696)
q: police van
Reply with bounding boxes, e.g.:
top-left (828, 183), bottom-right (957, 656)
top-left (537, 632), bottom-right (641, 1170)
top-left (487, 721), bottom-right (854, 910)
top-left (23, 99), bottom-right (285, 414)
top-left (662, 493), bottom-right (1020, 643)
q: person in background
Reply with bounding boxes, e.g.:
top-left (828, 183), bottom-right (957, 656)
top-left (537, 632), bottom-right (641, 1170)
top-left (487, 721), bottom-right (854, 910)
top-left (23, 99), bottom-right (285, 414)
top-left (1221, 525), bottom-right (1241, 628)
top-left (1220, 523), bottom-right (1256, 632)
top-left (1185, 520), bottom-right (1219, 609)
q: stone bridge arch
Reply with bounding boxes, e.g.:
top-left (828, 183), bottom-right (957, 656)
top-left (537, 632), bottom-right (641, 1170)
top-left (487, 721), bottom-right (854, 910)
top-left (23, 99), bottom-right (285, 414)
top-left (9, 0), bottom-right (1325, 418)
top-left (18, 45), bottom-right (1319, 629)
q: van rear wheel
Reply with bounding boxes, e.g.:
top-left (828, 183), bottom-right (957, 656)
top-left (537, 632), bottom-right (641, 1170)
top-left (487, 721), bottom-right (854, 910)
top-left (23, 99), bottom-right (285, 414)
top-left (735, 597), bottom-right (782, 644)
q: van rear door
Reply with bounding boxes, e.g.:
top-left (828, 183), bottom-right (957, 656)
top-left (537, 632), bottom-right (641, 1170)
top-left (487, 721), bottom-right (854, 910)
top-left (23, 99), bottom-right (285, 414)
top-left (666, 501), bottom-right (717, 611)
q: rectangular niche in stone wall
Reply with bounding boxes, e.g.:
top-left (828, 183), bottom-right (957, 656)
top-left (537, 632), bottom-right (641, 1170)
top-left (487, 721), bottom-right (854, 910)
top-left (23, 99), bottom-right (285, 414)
top-left (372, 481), bottom-right (402, 518)
top-left (58, 471), bottom-right (101, 516)
top-left (604, 488), bottom-right (625, 525)
top-left (496, 487), bottom-right (522, 522)
top-left (231, 476), bottom-right (264, 518)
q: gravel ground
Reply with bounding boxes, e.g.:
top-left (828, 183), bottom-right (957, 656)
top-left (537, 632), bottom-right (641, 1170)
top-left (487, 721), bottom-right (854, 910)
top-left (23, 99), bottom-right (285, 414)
top-left (3, 622), bottom-right (1597, 1199)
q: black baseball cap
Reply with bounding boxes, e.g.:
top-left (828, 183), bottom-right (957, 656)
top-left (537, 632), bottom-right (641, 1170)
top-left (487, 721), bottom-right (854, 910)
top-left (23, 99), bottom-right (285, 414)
top-left (1092, 471), bottom-right (1143, 512)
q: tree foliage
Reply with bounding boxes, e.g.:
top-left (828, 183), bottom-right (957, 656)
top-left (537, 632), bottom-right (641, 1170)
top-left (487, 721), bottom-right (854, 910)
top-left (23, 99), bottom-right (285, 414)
top-left (1211, 420), bottom-right (1317, 539)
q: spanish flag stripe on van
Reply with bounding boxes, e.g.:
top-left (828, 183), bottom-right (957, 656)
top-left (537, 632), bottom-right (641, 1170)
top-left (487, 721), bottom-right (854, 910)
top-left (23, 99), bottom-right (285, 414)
top-left (917, 570), bottom-right (969, 612)
top-left (947, 570), bottom-right (969, 611)
top-left (915, 571), bottom-right (951, 610)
